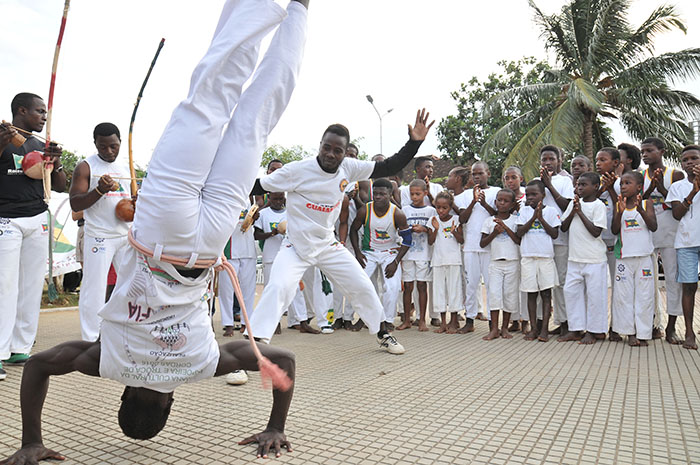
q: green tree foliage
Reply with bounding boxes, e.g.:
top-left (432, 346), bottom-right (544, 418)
top-left (261, 144), bottom-right (312, 168)
top-left (60, 149), bottom-right (83, 186)
top-left (484, 0), bottom-right (700, 180)
top-left (437, 57), bottom-right (551, 184)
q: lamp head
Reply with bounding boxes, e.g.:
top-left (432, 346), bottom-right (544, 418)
top-left (366, 95), bottom-right (374, 104)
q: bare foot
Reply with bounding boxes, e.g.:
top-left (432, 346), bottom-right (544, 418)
top-left (500, 328), bottom-right (513, 339)
top-left (483, 329), bottom-right (499, 341)
top-left (332, 319), bottom-right (344, 330)
top-left (430, 318), bottom-right (441, 327)
top-left (223, 326), bottom-right (235, 337)
top-left (683, 335), bottom-right (698, 350)
top-left (275, 323), bottom-right (282, 335)
top-left (594, 333), bottom-right (606, 340)
top-left (558, 331), bottom-right (582, 342)
top-left (609, 329), bottom-right (622, 342)
top-left (412, 320), bottom-right (419, 326)
top-left (628, 335), bottom-right (648, 347)
top-left (652, 327), bottom-right (663, 340)
top-left (418, 322), bottom-right (429, 332)
top-left (240, 325), bottom-right (246, 333)
top-left (508, 321), bottom-right (520, 332)
top-left (396, 321), bottom-right (412, 331)
top-left (521, 322), bottom-right (530, 334)
top-left (579, 332), bottom-right (596, 345)
top-left (665, 330), bottom-right (683, 345)
top-left (475, 313), bottom-right (488, 321)
top-left (299, 321), bottom-right (320, 334)
top-left (524, 330), bottom-right (538, 341)
top-left (446, 327), bottom-right (457, 334)
top-left (434, 325), bottom-right (447, 334)
top-left (537, 332), bottom-right (549, 342)
top-left (457, 320), bottom-right (474, 334)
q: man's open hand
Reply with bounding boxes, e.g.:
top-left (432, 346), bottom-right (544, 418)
top-left (407, 108), bottom-right (435, 142)
top-left (239, 429), bottom-right (292, 459)
top-left (0, 443), bottom-right (65, 465)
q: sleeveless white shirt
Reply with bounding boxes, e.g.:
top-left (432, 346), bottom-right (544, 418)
top-left (362, 202), bottom-right (399, 252)
top-left (614, 202), bottom-right (654, 258)
top-left (643, 167), bottom-right (678, 249)
top-left (83, 154), bottom-right (132, 238)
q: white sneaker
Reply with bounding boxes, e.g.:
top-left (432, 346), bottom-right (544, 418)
top-left (225, 370), bottom-right (248, 385)
top-left (377, 334), bottom-right (405, 355)
top-left (320, 326), bottom-right (334, 334)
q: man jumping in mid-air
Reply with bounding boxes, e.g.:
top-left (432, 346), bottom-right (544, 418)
top-left (2, 1), bottom-right (308, 463)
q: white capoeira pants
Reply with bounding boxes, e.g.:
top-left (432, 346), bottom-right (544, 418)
top-left (332, 244), bottom-right (356, 321)
top-left (463, 251), bottom-right (490, 319)
top-left (605, 246), bottom-right (616, 328)
top-left (433, 265), bottom-right (464, 313)
top-left (262, 263), bottom-right (307, 327)
top-left (0, 212), bottom-right (49, 359)
top-left (301, 267), bottom-right (331, 327)
top-left (552, 244), bottom-right (569, 325)
top-left (219, 257), bottom-right (257, 326)
top-left (564, 261), bottom-right (608, 334)
top-left (249, 241), bottom-right (386, 341)
top-left (488, 260), bottom-right (520, 313)
top-left (131, 0), bottom-right (306, 263)
top-left (78, 235), bottom-right (128, 341)
top-left (654, 247), bottom-right (682, 323)
top-left (362, 250), bottom-right (402, 324)
top-left (613, 255), bottom-right (655, 340)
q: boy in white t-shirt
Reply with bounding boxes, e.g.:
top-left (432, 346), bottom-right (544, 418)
top-left (516, 180), bottom-right (561, 342)
top-left (427, 191), bottom-right (464, 333)
top-left (611, 171), bottom-right (657, 346)
top-left (559, 173), bottom-right (609, 345)
top-left (397, 179), bottom-right (436, 331)
top-left (220, 202), bottom-right (258, 337)
top-left (480, 189), bottom-right (521, 340)
top-left (538, 145), bottom-right (575, 337)
top-left (666, 145), bottom-right (700, 350)
top-left (455, 161), bottom-right (498, 332)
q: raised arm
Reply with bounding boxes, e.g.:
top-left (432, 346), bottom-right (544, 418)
top-left (370, 109), bottom-right (434, 179)
top-left (385, 209), bottom-right (410, 278)
top-left (1, 341), bottom-right (100, 465)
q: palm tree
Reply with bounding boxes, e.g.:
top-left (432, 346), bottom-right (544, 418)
top-left (483, 0), bottom-right (700, 180)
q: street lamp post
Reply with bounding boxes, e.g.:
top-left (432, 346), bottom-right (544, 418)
top-left (366, 94), bottom-right (393, 154)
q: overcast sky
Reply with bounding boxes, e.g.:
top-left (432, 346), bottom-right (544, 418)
top-left (2, 0), bottom-right (699, 168)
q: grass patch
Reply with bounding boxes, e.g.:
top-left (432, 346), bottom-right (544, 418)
top-left (41, 290), bottom-right (79, 309)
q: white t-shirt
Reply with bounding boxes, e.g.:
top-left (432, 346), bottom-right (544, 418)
top-left (516, 205), bottom-right (561, 258)
top-left (562, 199), bottom-right (607, 263)
top-left (481, 214), bottom-right (519, 261)
top-left (599, 178), bottom-right (621, 246)
top-left (255, 207), bottom-right (287, 264)
top-left (83, 154), bottom-right (132, 238)
top-left (538, 175), bottom-right (574, 246)
top-left (403, 204), bottom-right (436, 262)
top-left (98, 249), bottom-right (219, 393)
top-left (430, 215), bottom-right (462, 266)
top-left (615, 202), bottom-right (655, 258)
top-left (666, 178), bottom-right (700, 248)
top-left (229, 204), bottom-right (256, 259)
top-left (400, 182), bottom-right (444, 208)
top-left (260, 157), bottom-right (375, 260)
top-left (644, 167), bottom-right (681, 248)
top-left (454, 186), bottom-right (499, 252)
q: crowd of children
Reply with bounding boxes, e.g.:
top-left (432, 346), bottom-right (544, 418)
top-left (225, 140), bottom-right (700, 353)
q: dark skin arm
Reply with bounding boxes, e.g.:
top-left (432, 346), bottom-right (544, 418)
top-left (0, 125), bottom-right (66, 193)
top-left (560, 196), bottom-right (601, 237)
top-left (253, 226), bottom-right (279, 241)
top-left (610, 195), bottom-right (658, 235)
top-left (643, 168), bottom-right (685, 199)
top-left (458, 187), bottom-right (480, 224)
top-left (516, 205), bottom-right (539, 238)
top-left (452, 223), bottom-right (464, 245)
top-left (540, 168), bottom-right (570, 211)
top-left (69, 161), bottom-right (118, 212)
top-left (427, 217), bottom-right (439, 245)
top-left (480, 217), bottom-right (520, 248)
top-left (350, 205), bottom-right (367, 267)
top-left (337, 195), bottom-right (350, 243)
top-left (671, 172), bottom-right (700, 221)
top-left (216, 341), bottom-right (296, 459)
top-left (384, 209), bottom-right (410, 278)
top-left (0, 340), bottom-right (100, 465)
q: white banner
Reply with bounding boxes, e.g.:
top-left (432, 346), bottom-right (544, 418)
top-left (47, 192), bottom-right (81, 277)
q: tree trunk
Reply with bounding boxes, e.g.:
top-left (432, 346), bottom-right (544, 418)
top-left (583, 111), bottom-right (594, 163)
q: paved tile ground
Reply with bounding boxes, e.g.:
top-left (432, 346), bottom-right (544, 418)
top-left (1, 288), bottom-right (699, 464)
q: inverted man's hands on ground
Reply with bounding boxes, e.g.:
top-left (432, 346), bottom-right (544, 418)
top-left (238, 429), bottom-right (292, 459)
top-left (407, 108), bottom-right (435, 142)
top-left (0, 443), bottom-right (65, 465)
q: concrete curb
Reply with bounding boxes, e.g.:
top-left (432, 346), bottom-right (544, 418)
top-left (40, 306), bottom-right (78, 314)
